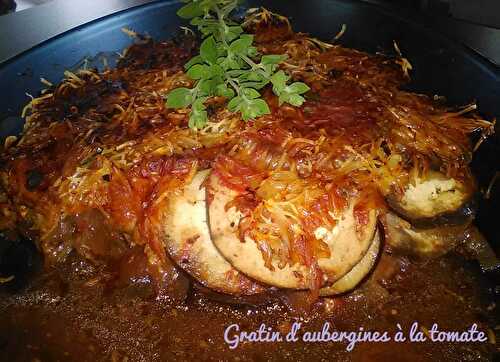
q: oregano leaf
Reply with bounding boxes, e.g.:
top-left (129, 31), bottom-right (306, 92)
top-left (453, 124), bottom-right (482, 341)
top-left (261, 54), bottom-right (287, 65)
top-left (285, 82), bottom-right (310, 95)
top-left (287, 94), bottom-right (306, 107)
top-left (227, 96), bottom-right (243, 112)
top-left (187, 64), bottom-right (211, 80)
top-left (229, 35), bottom-right (254, 55)
top-left (225, 25), bottom-right (243, 42)
top-left (167, 1), bottom-right (312, 128)
top-left (200, 36), bottom-right (218, 64)
top-left (184, 55), bottom-right (203, 70)
top-left (216, 84), bottom-right (235, 99)
top-left (177, 2), bottom-right (204, 19)
top-left (241, 88), bottom-right (260, 99)
top-left (271, 70), bottom-right (289, 94)
top-left (240, 98), bottom-right (270, 120)
top-left (166, 87), bottom-right (193, 108)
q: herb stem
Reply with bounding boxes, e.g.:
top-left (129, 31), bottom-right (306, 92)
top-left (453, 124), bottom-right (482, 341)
top-left (241, 54), bottom-right (269, 78)
top-left (213, 3), bottom-right (241, 97)
top-left (214, 4), bottom-right (230, 47)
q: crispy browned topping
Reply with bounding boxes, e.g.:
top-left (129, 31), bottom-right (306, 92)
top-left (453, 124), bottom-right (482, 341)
top-left (0, 16), bottom-right (493, 287)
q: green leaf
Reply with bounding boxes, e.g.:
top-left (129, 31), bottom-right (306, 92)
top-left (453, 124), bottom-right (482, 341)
top-left (287, 94), bottom-right (306, 107)
top-left (239, 34), bottom-right (254, 44)
top-left (219, 1), bottom-right (238, 16)
top-left (190, 18), bottom-right (219, 36)
top-left (192, 97), bottom-right (207, 112)
top-left (238, 72), bottom-right (260, 83)
top-left (229, 34), bottom-right (254, 55)
top-left (270, 70), bottom-right (289, 94)
top-left (200, 36), bottom-right (218, 64)
top-left (285, 82), bottom-right (310, 95)
top-left (261, 54), bottom-right (287, 65)
top-left (177, 2), bottom-right (205, 19)
top-left (226, 69), bottom-right (247, 77)
top-left (189, 110), bottom-right (208, 129)
top-left (225, 25), bottom-right (243, 42)
top-left (278, 94), bottom-right (288, 106)
top-left (247, 46), bottom-right (259, 57)
top-left (216, 84), bottom-right (235, 99)
top-left (227, 96), bottom-right (243, 113)
top-left (239, 81), bottom-right (269, 90)
top-left (198, 78), bottom-right (220, 96)
top-left (189, 98), bottom-right (208, 129)
top-left (187, 64), bottom-right (211, 80)
top-left (263, 63), bottom-right (277, 75)
top-left (241, 88), bottom-right (260, 99)
top-left (240, 98), bottom-right (270, 121)
top-left (219, 54), bottom-right (241, 70)
top-left (208, 64), bottom-right (224, 77)
top-left (250, 98), bottom-right (271, 117)
top-left (184, 55), bottom-right (204, 70)
top-left (166, 87), bottom-right (193, 108)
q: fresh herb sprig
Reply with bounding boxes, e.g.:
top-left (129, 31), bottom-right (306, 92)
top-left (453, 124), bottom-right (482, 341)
top-left (166, 0), bottom-right (310, 129)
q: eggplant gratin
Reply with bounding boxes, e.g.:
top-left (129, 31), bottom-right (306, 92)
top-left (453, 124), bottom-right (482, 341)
top-left (0, 5), bottom-right (498, 361)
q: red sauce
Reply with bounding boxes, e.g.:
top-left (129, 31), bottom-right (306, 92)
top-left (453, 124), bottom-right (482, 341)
top-left (0, 17), bottom-right (495, 362)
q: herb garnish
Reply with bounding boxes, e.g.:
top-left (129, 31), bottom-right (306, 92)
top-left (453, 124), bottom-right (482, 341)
top-left (166, 0), bottom-right (310, 129)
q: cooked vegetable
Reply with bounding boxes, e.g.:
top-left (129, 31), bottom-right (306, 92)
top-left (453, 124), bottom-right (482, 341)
top-left (383, 212), bottom-right (499, 271)
top-left (320, 229), bottom-right (380, 296)
top-left (0, 7), bottom-right (493, 303)
top-left (382, 212), bottom-right (472, 258)
top-left (386, 170), bottom-right (476, 227)
top-left (207, 171), bottom-right (311, 289)
top-left (0, 7), bottom-right (498, 361)
top-left (161, 169), bottom-right (264, 295)
top-left (206, 172), bottom-right (377, 290)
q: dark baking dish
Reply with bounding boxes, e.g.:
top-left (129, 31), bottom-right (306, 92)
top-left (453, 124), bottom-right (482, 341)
top-left (0, 0), bottom-right (498, 249)
top-left (0, 0), bottom-right (498, 360)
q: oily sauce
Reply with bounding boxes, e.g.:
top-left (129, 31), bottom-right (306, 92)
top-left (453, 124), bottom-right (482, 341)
top-left (0, 250), bottom-right (497, 361)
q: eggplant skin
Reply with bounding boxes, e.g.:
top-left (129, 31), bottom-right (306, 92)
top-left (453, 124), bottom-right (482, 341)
top-left (319, 230), bottom-right (381, 296)
top-left (382, 212), bottom-right (472, 258)
top-left (386, 171), bottom-right (477, 228)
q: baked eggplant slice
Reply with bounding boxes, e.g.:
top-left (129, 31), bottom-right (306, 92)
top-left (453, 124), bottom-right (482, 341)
top-left (206, 172), bottom-right (377, 289)
top-left (162, 170), bottom-right (264, 295)
top-left (386, 170), bottom-right (476, 227)
top-left (382, 212), bottom-right (471, 258)
top-left (320, 229), bottom-right (381, 296)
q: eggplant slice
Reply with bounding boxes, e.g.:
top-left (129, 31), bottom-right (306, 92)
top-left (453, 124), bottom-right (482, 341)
top-left (320, 229), bottom-right (381, 296)
top-left (387, 171), bottom-right (475, 227)
top-left (206, 172), bottom-right (377, 289)
top-left (382, 212), bottom-right (471, 258)
top-left (384, 212), bottom-right (500, 269)
top-left (162, 170), bottom-right (264, 295)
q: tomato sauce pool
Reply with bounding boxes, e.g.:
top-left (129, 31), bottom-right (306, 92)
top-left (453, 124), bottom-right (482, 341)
top-left (0, 250), bottom-right (497, 361)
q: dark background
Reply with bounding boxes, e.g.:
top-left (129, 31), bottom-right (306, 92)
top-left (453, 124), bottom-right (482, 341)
top-left (2, 0), bottom-right (500, 28)
top-left (1, 0), bottom-right (499, 67)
